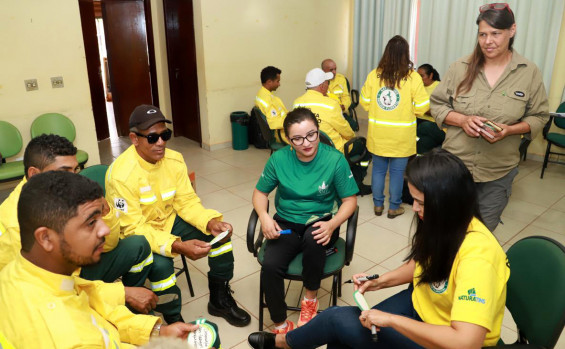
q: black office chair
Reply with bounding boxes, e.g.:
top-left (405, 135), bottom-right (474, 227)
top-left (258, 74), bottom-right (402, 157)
top-left (247, 203), bottom-right (359, 330)
top-left (345, 77), bottom-right (360, 131)
top-left (80, 164), bottom-right (195, 297)
top-left (251, 107), bottom-right (286, 154)
top-left (540, 102), bottom-right (565, 178)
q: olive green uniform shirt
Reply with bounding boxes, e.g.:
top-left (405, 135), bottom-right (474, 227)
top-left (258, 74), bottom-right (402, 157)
top-left (431, 51), bottom-right (548, 182)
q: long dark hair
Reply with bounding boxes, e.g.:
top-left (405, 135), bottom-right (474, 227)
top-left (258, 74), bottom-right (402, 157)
top-left (456, 7), bottom-right (515, 96)
top-left (405, 149), bottom-right (482, 284)
top-left (377, 35), bottom-right (413, 89)
top-left (418, 64), bottom-right (440, 82)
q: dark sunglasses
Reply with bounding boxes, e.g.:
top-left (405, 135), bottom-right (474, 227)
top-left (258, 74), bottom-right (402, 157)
top-left (135, 129), bottom-right (172, 144)
top-left (479, 3), bottom-right (512, 14)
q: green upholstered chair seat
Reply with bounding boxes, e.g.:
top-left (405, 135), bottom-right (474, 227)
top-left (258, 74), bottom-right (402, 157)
top-left (269, 141), bottom-right (286, 152)
top-left (257, 238), bottom-right (346, 278)
top-left (80, 164), bottom-right (108, 194)
top-left (546, 132), bottom-right (565, 146)
top-left (0, 161), bottom-right (24, 181)
top-left (76, 150), bottom-right (89, 166)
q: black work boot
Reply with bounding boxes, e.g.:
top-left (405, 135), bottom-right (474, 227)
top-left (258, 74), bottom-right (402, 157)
top-left (208, 277), bottom-right (251, 327)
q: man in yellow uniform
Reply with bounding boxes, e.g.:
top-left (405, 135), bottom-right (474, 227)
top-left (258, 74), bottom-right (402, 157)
top-left (0, 134), bottom-right (157, 314)
top-left (293, 68), bottom-right (371, 195)
top-left (255, 66), bottom-right (288, 143)
top-left (321, 59), bottom-right (351, 112)
top-left (0, 171), bottom-right (222, 348)
top-left (106, 105), bottom-right (251, 326)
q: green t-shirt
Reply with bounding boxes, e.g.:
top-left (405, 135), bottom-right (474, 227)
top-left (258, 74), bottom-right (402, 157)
top-left (256, 143), bottom-right (359, 224)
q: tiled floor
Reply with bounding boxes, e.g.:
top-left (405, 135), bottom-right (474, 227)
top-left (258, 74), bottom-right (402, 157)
top-left (1, 119), bottom-right (564, 348)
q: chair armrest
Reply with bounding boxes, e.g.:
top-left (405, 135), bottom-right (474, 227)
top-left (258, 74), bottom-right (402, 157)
top-left (345, 206), bottom-right (359, 265)
top-left (247, 209), bottom-right (260, 256)
top-left (343, 137), bottom-right (368, 166)
top-left (350, 89), bottom-right (359, 110)
top-left (542, 115), bottom-right (554, 139)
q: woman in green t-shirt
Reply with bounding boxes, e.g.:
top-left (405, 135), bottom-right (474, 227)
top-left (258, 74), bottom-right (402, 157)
top-left (252, 107), bottom-right (358, 334)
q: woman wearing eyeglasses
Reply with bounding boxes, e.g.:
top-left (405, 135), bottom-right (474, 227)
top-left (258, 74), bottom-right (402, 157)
top-left (430, 2), bottom-right (548, 232)
top-left (248, 149), bottom-right (509, 349)
top-left (360, 35), bottom-right (430, 219)
top-left (252, 107), bottom-right (358, 334)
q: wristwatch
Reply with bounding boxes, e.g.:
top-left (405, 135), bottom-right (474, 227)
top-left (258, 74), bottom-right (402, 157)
top-left (150, 323), bottom-right (161, 337)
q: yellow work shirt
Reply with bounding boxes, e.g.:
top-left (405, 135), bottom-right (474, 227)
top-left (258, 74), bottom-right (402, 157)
top-left (0, 255), bottom-right (158, 348)
top-left (418, 80), bottom-right (439, 122)
top-left (360, 69), bottom-right (429, 157)
top-left (327, 73), bottom-right (352, 111)
top-left (106, 146), bottom-right (222, 257)
top-left (412, 218), bottom-right (510, 347)
top-left (0, 179), bottom-right (122, 271)
top-left (293, 89), bottom-right (355, 152)
top-left (255, 86), bottom-right (288, 143)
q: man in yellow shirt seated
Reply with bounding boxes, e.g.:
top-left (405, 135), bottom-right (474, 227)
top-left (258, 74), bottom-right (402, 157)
top-left (106, 105), bottom-right (251, 326)
top-left (0, 134), bottom-right (157, 314)
top-left (0, 171), bottom-right (222, 348)
top-left (255, 65), bottom-right (288, 143)
top-left (321, 58), bottom-right (351, 112)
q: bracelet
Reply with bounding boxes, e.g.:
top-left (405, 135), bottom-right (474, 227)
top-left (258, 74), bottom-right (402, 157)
top-left (150, 323), bottom-right (161, 337)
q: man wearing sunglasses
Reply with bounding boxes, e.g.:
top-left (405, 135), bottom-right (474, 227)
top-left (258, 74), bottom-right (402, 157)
top-left (106, 105), bottom-right (251, 327)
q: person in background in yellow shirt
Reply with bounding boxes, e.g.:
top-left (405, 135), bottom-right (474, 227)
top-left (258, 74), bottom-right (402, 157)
top-left (360, 35), bottom-right (429, 219)
top-left (0, 171), bottom-right (220, 348)
top-left (106, 105), bottom-right (251, 327)
top-left (416, 63), bottom-right (445, 154)
top-left (321, 58), bottom-right (352, 113)
top-left (247, 149), bottom-right (509, 349)
top-left (255, 66), bottom-right (288, 143)
top-left (0, 134), bottom-right (157, 314)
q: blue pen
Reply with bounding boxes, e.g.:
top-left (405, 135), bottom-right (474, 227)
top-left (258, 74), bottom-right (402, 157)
top-left (278, 229), bottom-right (291, 235)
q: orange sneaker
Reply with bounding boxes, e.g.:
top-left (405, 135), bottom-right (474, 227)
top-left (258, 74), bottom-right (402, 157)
top-left (297, 298), bottom-right (319, 327)
top-left (272, 320), bottom-right (295, 334)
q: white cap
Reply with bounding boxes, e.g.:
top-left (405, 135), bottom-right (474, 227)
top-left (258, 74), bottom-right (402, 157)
top-left (305, 68), bottom-right (334, 88)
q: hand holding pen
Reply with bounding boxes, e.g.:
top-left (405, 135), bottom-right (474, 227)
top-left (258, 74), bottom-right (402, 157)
top-left (343, 273), bottom-right (379, 284)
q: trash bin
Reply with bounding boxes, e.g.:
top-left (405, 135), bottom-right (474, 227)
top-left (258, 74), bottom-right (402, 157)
top-left (230, 111), bottom-right (249, 150)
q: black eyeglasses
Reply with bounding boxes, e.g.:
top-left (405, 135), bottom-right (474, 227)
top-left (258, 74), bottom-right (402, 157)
top-left (135, 129), bottom-right (172, 144)
top-left (290, 131), bottom-right (319, 146)
top-left (479, 3), bottom-right (512, 14)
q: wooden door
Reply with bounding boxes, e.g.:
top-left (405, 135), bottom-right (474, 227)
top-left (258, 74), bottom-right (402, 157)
top-left (163, 0), bottom-right (202, 143)
top-left (101, 0), bottom-right (159, 136)
top-left (78, 0), bottom-right (109, 140)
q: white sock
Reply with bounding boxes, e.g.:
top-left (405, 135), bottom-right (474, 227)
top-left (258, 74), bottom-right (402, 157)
top-left (274, 321), bottom-right (288, 330)
top-left (303, 297), bottom-right (317, 302)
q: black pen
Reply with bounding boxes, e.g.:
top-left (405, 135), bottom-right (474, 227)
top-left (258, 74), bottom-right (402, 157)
top-left (343, 274), bottom-right (379, 284)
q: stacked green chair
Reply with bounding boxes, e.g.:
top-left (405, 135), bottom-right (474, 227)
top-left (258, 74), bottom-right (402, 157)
top-left (0, 121), bottom-right (25, 182)
top-left (540, 102), bottom-right (565, 178)
top-left (250, 107), bottom-right (286, 154)
top-left (30, 113), bottom-right (89, 167)
top-left (80, 164), bottom-right (195, 297)
top-left (484, 236), bottom-right (565, 348)
top-left (247, 203), bottom-right (359, 330)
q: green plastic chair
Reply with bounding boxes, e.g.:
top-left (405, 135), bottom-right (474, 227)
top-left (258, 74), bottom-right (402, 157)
top-left (247, 203), bottom-right (359, 330)
top-left (540, 102), bottom-right (565, 178)
top-left (79, 164), bottom-right (109, 195)
top-left (251, 107), bottom-right (286, 154)
top-left (30, 113), bottom-right (89, 167)
top-left (484, 236), bottom-right (565, 348)
top-left (0, 121), bottom-right (25, 182)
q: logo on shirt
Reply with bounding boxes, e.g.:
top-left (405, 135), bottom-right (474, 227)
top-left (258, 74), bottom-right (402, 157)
top-left (430, 279), bottom-right (448, 294)
top-left (458, 288), bottom-right (486, 304)
top-left (318, 181), bottom-right (329, 195)
top-left (514, 91), bottom-right (525, 97)
top-left (114, 198), bottom-right (128, 213)
top-left (377, 87), bottom-right (400, 111)
top-left (270, 108), bottom-right (277, 117)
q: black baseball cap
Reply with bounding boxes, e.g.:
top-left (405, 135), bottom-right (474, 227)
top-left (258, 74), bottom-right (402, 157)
top-left (129, 104), bottom-right (172, 130)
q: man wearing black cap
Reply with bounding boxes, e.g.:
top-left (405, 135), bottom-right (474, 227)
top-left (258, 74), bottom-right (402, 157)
top-left (105, 105), bottom-right (251, 327)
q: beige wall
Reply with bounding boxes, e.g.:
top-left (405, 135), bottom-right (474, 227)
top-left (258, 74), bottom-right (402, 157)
top-left (191, 0), bottom-right (352, 149)
top-left (0, 0), bottom-right (101, 164)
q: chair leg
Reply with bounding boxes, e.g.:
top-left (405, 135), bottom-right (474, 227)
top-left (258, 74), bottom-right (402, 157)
top-left (338, 271), bottom-right (342, 298)
top-left (541, 143), bottom-right (552, 179)
top-left (332, 275), bottom-right (338, 306)
top-left (181, 255), bottom-right (195, 297)
top-left (259, 272), bottom-right (264, 331)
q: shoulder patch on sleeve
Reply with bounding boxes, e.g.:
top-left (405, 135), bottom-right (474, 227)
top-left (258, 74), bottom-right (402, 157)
top-left (114, 198), bottom-right (128, 213)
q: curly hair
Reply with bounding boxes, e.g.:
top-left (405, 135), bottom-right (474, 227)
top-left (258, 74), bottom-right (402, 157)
top-left (23, 134), bottom-right (77, 178)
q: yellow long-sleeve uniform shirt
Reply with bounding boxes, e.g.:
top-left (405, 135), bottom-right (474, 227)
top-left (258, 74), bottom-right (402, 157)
top-left (418, 80), bottom-right (440, 122)
top-left (255, 86), bottom-right (288, 143)
top-left (360, 69), bottom-right (430, 157)
top-left (0, 255), bottom-right (158, 348)
top-left (105, 146), bottom-right (222, 257)
top-left (0, 179), bottom-right (122, 271)
top-left (293, 90), bottom-right (355, 152)
top-left (327, 73), bottom-right (352, 111)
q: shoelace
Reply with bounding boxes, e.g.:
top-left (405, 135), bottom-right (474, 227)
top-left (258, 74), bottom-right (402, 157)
top-left (300, 301), bottom-right (316, 319)
top-left (224, 283), bottom-right (236, 306)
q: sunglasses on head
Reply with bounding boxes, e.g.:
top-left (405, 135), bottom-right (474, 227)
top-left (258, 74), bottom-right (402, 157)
top-left (135, 129), bottom-right (172, 144)
top-left (479, 3), bottom-right (512, 14)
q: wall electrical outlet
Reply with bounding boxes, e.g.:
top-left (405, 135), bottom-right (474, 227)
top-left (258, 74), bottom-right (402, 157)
top-left (24, 79), bottom-right (38, 91)
top-left (51, 76), bottom-right (64, 88)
